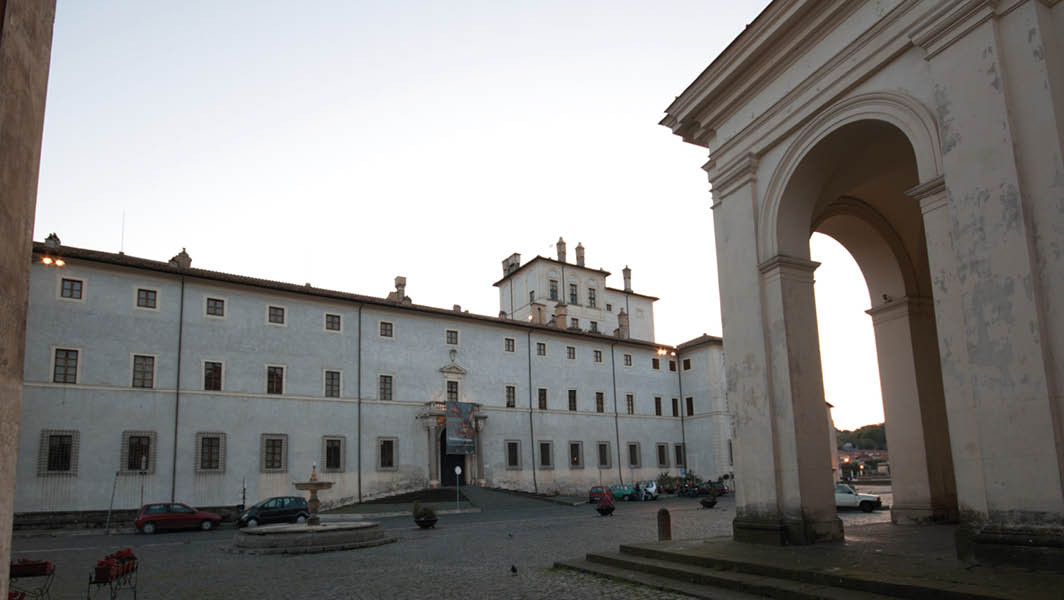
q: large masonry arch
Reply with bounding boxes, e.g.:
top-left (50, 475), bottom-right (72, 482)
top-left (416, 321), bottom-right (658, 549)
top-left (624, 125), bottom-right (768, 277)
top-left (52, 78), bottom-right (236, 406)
top-left (663, 0), bottom-right (1064, 565)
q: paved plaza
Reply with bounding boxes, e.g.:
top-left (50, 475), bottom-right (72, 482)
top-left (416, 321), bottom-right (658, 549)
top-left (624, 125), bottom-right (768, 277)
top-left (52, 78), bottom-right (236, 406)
top-left (11, 488), bottom-right (890, 599)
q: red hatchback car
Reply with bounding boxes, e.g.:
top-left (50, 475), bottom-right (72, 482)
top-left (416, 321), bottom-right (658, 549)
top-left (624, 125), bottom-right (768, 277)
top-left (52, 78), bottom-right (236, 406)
top-left (135, 503), bottom-right (221, 534)
top-left (588, 485), bottom-right (613, 504)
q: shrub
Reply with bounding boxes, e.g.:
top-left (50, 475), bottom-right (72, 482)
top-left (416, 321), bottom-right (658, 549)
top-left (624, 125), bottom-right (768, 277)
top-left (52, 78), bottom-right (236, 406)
top-left (412, 502), bottom-right (436, 519)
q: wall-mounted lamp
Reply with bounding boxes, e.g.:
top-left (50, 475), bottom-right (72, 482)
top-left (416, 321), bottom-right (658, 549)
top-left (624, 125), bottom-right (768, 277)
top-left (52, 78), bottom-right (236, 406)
top-left (41, 256), bottom-right (64, 267)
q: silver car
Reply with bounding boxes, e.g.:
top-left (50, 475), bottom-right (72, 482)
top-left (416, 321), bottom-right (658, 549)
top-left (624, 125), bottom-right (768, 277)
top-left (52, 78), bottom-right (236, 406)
top-left (637, 480), bottom-right (660, 500)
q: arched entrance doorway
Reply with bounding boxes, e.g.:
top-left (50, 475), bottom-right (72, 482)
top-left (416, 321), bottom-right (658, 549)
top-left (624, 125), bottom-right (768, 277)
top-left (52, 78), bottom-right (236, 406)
top-left (771, 117), bottom-right (958, 533)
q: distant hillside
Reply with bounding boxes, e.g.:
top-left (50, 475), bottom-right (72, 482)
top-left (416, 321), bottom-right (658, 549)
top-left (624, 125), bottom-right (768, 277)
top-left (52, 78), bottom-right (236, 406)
top-left (836, 423), bottom-right (886, 450)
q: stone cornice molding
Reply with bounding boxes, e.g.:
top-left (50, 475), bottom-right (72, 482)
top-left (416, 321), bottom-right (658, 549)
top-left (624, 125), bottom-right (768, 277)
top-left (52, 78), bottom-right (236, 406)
top-left (906, 175), bottom-right (950, 215)
top-left (758, 90), bottom-right (943, 262)
top-left (865, 295), bottom-right (935, 323)
top-left (707, 153), bottom-right (759, 205)
top-left (908, 0), bottom-right (997, 60)
top-left (758, 255), bottom-right (821, 280)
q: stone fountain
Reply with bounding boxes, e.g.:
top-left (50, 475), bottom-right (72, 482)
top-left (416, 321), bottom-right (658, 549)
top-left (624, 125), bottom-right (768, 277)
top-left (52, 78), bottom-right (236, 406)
top-left (230, 464), bottom-right (395, 555)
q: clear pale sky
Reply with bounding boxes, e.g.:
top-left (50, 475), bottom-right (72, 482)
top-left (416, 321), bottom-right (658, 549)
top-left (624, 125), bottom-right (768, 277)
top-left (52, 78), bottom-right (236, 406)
top-left (35, 0), bottom-right (883, 430)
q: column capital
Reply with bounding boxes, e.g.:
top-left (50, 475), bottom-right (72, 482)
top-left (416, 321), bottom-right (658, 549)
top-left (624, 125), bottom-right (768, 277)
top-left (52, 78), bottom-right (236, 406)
top-left (865, 296), bottom-right (935, 323)
top-left (758, 255), bottom-right (820, 278)
top-left (905, 176), bottom-right (949, 215)
top-left (708, 153), bottom-right (759, 209)
top-left (908, 0), bottom-right (996, 61)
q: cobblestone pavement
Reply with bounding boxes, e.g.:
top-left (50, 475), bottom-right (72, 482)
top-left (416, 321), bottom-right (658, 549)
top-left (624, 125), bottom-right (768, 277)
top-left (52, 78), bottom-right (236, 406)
top-left (11, 490), bottom-right (891, 599)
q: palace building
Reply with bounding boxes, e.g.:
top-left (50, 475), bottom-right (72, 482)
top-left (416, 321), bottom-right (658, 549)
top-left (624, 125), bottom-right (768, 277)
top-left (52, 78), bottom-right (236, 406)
top-left (15, 234), bottom-right (729, 515)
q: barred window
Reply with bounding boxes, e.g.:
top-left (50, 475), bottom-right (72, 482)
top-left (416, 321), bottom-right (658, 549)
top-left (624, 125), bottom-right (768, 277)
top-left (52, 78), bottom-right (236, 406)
top-left (127, 436), bottom-right (151, 471)
top-left (683, 358), bottom-right (692, 371)
top-left (549, 280), bottom-right (558, 300)
top-left (674, 444), bottom-right (685, 467)
top-left (378, 438), bottom-right (396, 470)
top-left (657, 443), bottom-right (669, 468)
top-left (669, 360), bottom-right (677, 372)
top-left (587, 288), bottom-right (596, 308)
top-left (569, 283), bottom-right (578, 304)
top-left (595, 391), bottom-right (604, 413)
top-left (536, 342), bottom-right (546, 356)
top-left (568, 389), bottom-right (577, 412)
top-left (204, 361), bottom-right (222, 391)
top-left (446, 329), bottom-right (459, 345)
top-left (504, 338), bottom-right (515, 352)
top-left (652, 358), bottom-right (660, 370)
top-left (200, 436), bottom-right (221, 470)
top-left (379, 321), bottom-right (393, 337)
top-left (325, 313), bottom-right (341, 331)
top-left (569, 442), bottom-right (583, 468)
top-left (132, 355), bottom-right (154, 388)
top-left (570, 317), bottom-right (579, 329)
top-left (628, 443), bottom-right (641, 467)
top-left (48, 434), bottom-right (73, 471)
top-left (505, 385), bottom-right (516, 408)
top-left (263, 435), bottom-right (287, 471)
top-left (325, 370), bottom-right (341, 398)
top-left (590, 321), bottom-right (598, 333)
top-left (446, 380), bottom-right (459, 402)
top-left (61, 278), bottom-right (83, 299)
top-left (506, 440), bottom-right (521, 469)
top-left (623, 354), bottom-right (633, 367)
top-left (672, 397), bottom-right (680, 417)
top-left (137, 288), bottom-right (157, 308)
top-left (323, 437), bottom-right (344, 472)
top-left (655, 397), bottom-right (663, 416)
top-left (379, 375), bottom-right (393, 401)
top-left (538, 388), bottom-right (547, 410)
top-left (539, 441), bottom-right (553, 468)
top-left (566, 346), bottom-right (576, 360)
top-left (38, 430), bottom-right (79, 476)
top-left (593, 350), bottom-right (602, 363)
top-left (597, 442), bottom-right (611, 468)
top-left (686, 396), bottom-right (695, 416)
top-left (626, 394), bottom-right (635, 415)
top-left (53, 349), bottom-right (78, 384)
top-left (268, 306), bottom-right (285, 324)
top-left (267, 366), bottom-right (284, 394)
top-left (206, 297), bottom-right (225, 316)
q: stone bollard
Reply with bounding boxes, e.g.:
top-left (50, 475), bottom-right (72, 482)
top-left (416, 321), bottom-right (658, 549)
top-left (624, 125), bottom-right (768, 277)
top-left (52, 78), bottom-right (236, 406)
top-left (657, 508), bottom-right (671, 541)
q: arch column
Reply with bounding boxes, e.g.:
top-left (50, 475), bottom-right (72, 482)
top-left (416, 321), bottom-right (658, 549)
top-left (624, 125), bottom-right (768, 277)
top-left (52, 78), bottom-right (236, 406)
top-left (758, 255), bottom-right (842, 544)
top-left (866, 295), bottom-right (957, 524)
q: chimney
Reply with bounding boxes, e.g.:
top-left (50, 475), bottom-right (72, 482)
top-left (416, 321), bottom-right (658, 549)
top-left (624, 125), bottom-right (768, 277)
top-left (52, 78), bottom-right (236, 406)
top-left (622, 265), bottom-right (632, 292)
top-left (169, 248), bottom-right (192, 269)
top-left (552, 303), bottom-right (568, 328)
top-left (501, 253), bottom-right (521, 277)
top-left (616, 308), bottom-right (630, 339)
top-left (387, 276), bottom-right (410, 303)
top-left (529, 301), bottom-right (547, 325)
top-left (44, 233), bottom-right (61, 248)
top-left (575, 243), bottom-right (585, 267)
top-left (453, 304), bottom-right (462, 312)
top-left (556, 237), bottom-right (567, 263)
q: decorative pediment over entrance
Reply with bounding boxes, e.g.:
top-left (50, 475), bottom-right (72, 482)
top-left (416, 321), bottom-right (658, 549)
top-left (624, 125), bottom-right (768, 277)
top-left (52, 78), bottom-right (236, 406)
top-left (439, 349), bottom-right (467, 377)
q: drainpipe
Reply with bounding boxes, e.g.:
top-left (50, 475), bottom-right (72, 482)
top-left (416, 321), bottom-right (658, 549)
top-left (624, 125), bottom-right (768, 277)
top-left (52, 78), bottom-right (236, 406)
top-left (356, 303), bottom-right (363, 503)
top-left (170, 274), bottom-right (185, 502)
top-left (526, 330), bottom-right (538, 493)
top-left (610, 343), bottom-right (622, 485)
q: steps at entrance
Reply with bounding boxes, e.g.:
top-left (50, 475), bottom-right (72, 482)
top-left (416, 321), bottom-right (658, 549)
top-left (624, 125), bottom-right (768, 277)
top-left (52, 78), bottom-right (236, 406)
top-left (555, 543), bottom-right (1019, 600)
top-left (556, 552), bottom-right (898, 600)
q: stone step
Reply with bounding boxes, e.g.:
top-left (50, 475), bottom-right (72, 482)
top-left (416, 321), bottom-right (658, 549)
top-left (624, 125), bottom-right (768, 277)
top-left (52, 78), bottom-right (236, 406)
top-left (554, 557), bottom-right (766, 600)
top-left (563, 551), bottom-right (900, 600)
top-left (617, 544), bottom-right (1005, 600)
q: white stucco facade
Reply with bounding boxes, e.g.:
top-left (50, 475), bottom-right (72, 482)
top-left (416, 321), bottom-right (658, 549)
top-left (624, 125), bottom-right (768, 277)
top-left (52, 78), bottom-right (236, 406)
top-left (16, 239), bottom-right (729, 514)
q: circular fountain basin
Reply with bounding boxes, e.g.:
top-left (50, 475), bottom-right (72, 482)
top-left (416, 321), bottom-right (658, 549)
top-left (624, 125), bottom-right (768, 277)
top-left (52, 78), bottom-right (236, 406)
top-left (231, 522), bottom-right (396, 555)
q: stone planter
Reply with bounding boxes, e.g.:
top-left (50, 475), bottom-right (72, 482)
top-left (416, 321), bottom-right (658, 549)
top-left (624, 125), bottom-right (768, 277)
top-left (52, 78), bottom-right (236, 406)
top-left (596, 506), bottom-right (615, 517)
top-left (414, 517), bottom-right (437, 529)
top-left (700, 497), bottom-right (717, 509)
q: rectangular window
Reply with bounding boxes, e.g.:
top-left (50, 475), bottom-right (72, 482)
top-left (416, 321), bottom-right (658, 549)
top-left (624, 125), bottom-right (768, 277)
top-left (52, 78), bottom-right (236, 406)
top-left (446, 380), bottom-right (459, 402)
top-left (672, 397), bottom-right (680, 417)
top-left (536, 342), bottom-right (546, 356)
top-left (539, 441), bottom-right (553, 468)
top-left (506, 440), bottom-right (521, 469)
top-left (132, 355), bottom-right (154, 388)
top-left (136, 288), bottom-right (157, 309)
top-left (379, 321), bottom-right (393, 337)
top-left (728, 439), bottom-right (734, 466)
top-left (566, 346), bottom-right (576, 360)
top-left (588, 288), bottom-right (596, 308)
top-left (570, 317), bottom-right (579, 329)
top-left (606, 303), bottom-right (612, 312)
top-left (196, 432), bottom-right (225, 472)
top-left (593, 350), bottom-right (602, 363)
top-left (324, 437), bottom-right (344, 472)
top-left (262, 434), bottom-right (287, 472)
top-left (674, 444), bottom-right (685, 467)
top-left (627, 443), bottom-right (640, 467)
top-left (669, 360), bottom-right (677, 372)
top-left (127, 435), bottom-right (151, 471)
top-left (652, 358), bottom-right (660, 370)
top-left (683, 358), bottom-right (692, 371)
top-left (590, 321), bottom-right (598, 333)
top-left (325, 313), bottom-right (342, 331)
top-left (199, 435), bottom-right (221, 471)
top-left (268, 306), bottom-right (285, 324)
top-left (549, 280), bottom-right (558, 300)
top-left (686, 396), bottom-right (694, 416)
top-left (378, 438), bottom-right (397, 470)
top-left (597, 442), bottom-right (611, 468)
top-left (325, 370), bottom-right (341, 398)
top-left (569, 283), bottom-right (578, 304)
top-left (445, 329), bottom-right (459, 345)
top-left (47, 434), bottom-right (73, 472)
top-left (654, 396), bottom-right (663, 416)
top-left (568, 389), bottom-right (577, 411)
top-left (379, 375), bottom-right (393, 401)
top-left (206, 297), bottom-right (225, 316)
top-left (623, 354), bottom-right (632, 367)
top-left (53, 348), bottom-right (78, 384)
top-left (121, 431), bottom-right (156, 473)
top-left (595, 391), bottom-right (604, 413)
top-left (538, 388), bottom-right (548, 410)
top-left (625, 394), bottom-right (635, 415)
top-left (505, 385), bottom-right (516, 408)
top-left (569, 442), bottom-right (583, 468)
top-left (657, 443), bottom-right (669, 468)
top-left (504, 337), bottom-right (515, 352)
top-left (61, 278), bottom-right (83, 299)
top-left (204, 361), bottom-right (222, 391)
top-left (267, 366), bottom-right (284, 394)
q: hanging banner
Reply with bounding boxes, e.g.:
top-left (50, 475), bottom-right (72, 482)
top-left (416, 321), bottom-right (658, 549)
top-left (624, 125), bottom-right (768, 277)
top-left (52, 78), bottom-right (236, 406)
top-left (445, 401), bottom-right (475, 455)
